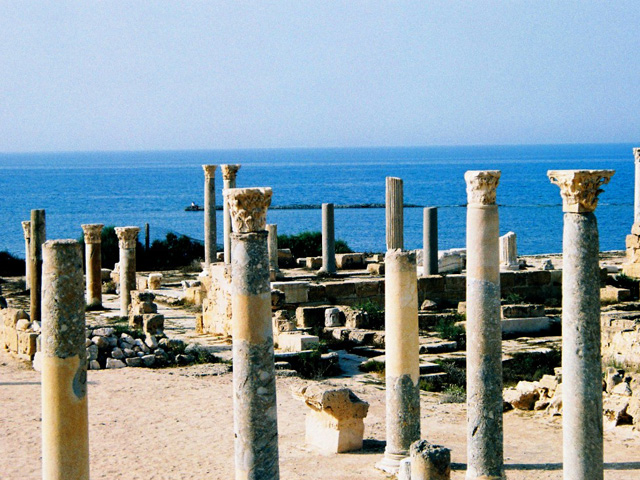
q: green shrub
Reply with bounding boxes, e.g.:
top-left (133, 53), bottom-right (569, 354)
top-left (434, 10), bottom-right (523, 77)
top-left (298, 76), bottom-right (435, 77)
top-left (277, 231), bottom-right (353, 258)
top-left (434, 313), bottom-right (466, 349)
top-left (359, 359), bottom-right (385, 375)
top-left (441, 384), bottom-right (466, 403)
top-left (0, 251), bottom-right (25, 276)
top-left (502, 349), bottom-right (561, 386)
top-left (355, 299), bottom-right (385, 330)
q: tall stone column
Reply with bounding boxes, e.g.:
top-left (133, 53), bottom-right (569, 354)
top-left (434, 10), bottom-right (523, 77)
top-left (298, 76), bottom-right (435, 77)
top-left (422, 207), bottom-right (438, 276)
top-left (41, 239), bottom-right (89, 480)
top-left (548, 169), bottom-right (614, 480)
top-left (319, 203), bottom-right (336, 275)
top-left (81, 224), bottom-right (104, 308)
top-left (203, 164), bottom-right (218, 267)
top-left (386, 177), bottom-right (404, 250)
top-left (377, 250), bottom-right (420, 473)
top-left (634, 148), bottom-right (640, 225)
top-left (221, 164), bottom-right (241, 265)
top-left (267, 224), bottom-right (280, 280)
top-left (225, 187), bottom-right (279, 480)
top-left (115, 227), bottom-right (139, 316)
top-left (21, 220), bottom-right (31, 285)
top-left (464, 170), bottom-right (504, 480)
top-left (29, 209), bottom-right (46, 322)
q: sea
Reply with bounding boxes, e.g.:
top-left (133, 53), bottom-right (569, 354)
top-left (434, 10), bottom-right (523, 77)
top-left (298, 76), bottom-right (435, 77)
top-left (0, 143), bottom-right (635, 260)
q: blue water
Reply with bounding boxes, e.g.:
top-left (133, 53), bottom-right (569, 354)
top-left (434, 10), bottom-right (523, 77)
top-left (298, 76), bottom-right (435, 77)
top-left (0, 144), bottom-right (634, 259)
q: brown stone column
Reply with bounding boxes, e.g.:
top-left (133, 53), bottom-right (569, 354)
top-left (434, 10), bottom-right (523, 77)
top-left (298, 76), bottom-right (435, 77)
top-left (464, 170), bottom-right (504, 480)
top-left (21, 220), bottom-right (31, 285)
top-left (221, 164), bottom-right (241, 265)
top-left (115, 227), bottom-right (139, 316)
top-left (225, 187), bottom-right (279, 480)
top-left (41, 239), bottom-right (89, 480)
top-left (81, 224), bottom-right (104, 308)
top-left (386, 177), bottom-right (404, 250)
top-left (548, 169), bottom-right (614, 480)
top-left (29, 209), bottom-right (46, 322)
top-left (203, 164), bottom-right (218, 267)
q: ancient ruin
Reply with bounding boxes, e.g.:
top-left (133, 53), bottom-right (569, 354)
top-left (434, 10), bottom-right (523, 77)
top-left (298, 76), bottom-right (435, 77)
top-left (81, 223), bottom-right (104, 308)
top-left (221, 163), bottom-right (241, 265)
top-left (423, 207), bottom-right (438, 276)
top-left (29, 209), bottom-right (45, 323)
top-left (21, 220), bottom-right (30, 284)
top-left (386, 176), bottom-right (404, 250)
top-left (202, 164), bottom-right (218, 267)
top-left (115, 226), bottom-right (139, 316)
top-left (319, 202), bottom-right (337, 275)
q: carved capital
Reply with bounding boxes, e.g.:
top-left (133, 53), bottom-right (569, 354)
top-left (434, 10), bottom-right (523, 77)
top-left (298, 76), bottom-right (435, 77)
top-left (221, 164), bottom-right (241, 182)
top-left (224, 187), bottom-right (272, 233)
top-left (202, 164), bottom-right (217, 179)
top-left (115, 226), bottom-right (140, 249)
top-left (464, 170), bottom-right (501, 205)
top-left (547, 169), bottom-right (614, 213)
top-left (21, 221), bottom-right (31, 240)
top-left (81, 224), bottom-right (104, 244)
top-left (634, 148), bottom-right (640, 163)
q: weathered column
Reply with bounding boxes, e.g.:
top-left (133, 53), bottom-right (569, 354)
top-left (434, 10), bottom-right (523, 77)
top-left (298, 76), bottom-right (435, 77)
top-left (377, 250), bottom-right (420, 473)
top-left (499, 231), bottom-right (519, 271)
top-left (29, 209), bottom-right (46, 322)
top-left (21, 220), bottom-right (31, 285)
top-left (41, 239), bottom-right (89, 480)
top-left (115, 226), bottom-right (139, 316)
top-left (81, 224), bottom-right (104, 308)
top-left (634, 148), bottom-right (640, 225)
top-left (319, 203), bottom-right (336, 275)
top-left (464, 170), bottom-right (504, 480)
top-left (203, 164), bottom-right (218, 267)
top-left (548, 169), bottom-right (614, 480)
top-left (222, 164), bottom-right (241, 264)
top-left (423, 207), bottom-right (438, 276)
top-left (386, 177), bottom-right (404, 250)
top-left (267, 224), bottom-right (280, 280)
top-left (225, 187), bottom-right (279, 480)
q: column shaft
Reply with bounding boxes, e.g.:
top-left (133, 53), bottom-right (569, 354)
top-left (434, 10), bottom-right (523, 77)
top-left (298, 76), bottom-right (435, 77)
top-left (320, 203), bottom-right (336, 274)
top-left (386, 177), bottom-right (404, 250)
top-left (635, 155), bottom-right (640, 225)
top-left (22, 221), bottom-right (31, 285)
top-left (423, 207), bottom-right (438, 276)
top-left (203, 165), bottom-right (217, 266)
top-left (267, 224), bottom-right (279, 275)
top-left (223, 176), bottom-right (236, 264)
top-left (29, 209), bottom-right (46, 322)
top-left (86, 242), bottom-right (102, 307)
top-left (115, 227), bottom-right (139, 316)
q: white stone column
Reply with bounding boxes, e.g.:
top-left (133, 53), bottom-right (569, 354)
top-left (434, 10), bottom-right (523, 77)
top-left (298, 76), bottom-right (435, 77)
top-left (499, 231), bottom-right (519, 271)
top-left (267, 224), bottom-right (280, 280)
top-left (225, 187), bottom-right (280, 480)
top-left (115, 226), bottom-right (139, 316)
top-left (21, 220), bottom-right (31, 285)
top-left (29, 209), bottom-right (46, 323)
top-left (548, 169), bottom-right (614, 480)
top-left (319, 203), bottom-right (336, 275)
top-left (203, 164), bottom-right (218, 267)
top-left (464, 170), bottom-right (504, 480)
top-left (634, 148), bottom-right (640, 226)
top-left (386, 177), bottom-right (404, 250)
top-left (377, 250), bottom-right (420, 473)
top-left (81, 224), bottom-right (103, 309)
top-left (221, 164), bottom-right (241, 265)
top-left (41, 240), bottom-right (89, 480)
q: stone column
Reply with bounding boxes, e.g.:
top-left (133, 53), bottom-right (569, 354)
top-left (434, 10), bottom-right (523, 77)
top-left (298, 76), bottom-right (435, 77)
top-left (548, 169), bottom-right (614, 480)
top-left (115, 227), bottom-right (139, 316)
top-left (267, 224), bottom-right (280, 280)
top-left (422, 207), bottom-right (438, 276)
top-left (203, 164), bottom-right (218, 267)
top-left (81, 224), bottom-right (104, 308)
top-left (29, 209), bottom-right (46, 323)
top-left (21, 220), bottom-right (31, 285)
top-left (41, 240), bottom-right (89, 480)
top-left (221, 164), bottom-right (241, 265)
top-left (499, 231), bottom-right (519, 271)
top-left (225, 187), bottom-right (279, 480)
top-left (319, 203), bottom-right (336, 275)
top-left (377, 250), bottom-right (420, 473)
top-left (634, 148), bottom-right (640, 225)
top-left (464, 170), bottom-right (504, 480)
top-left (386, 177), bottom-right (404, 250)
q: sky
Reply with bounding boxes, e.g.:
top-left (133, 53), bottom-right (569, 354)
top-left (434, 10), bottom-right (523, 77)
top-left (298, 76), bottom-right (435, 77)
top-left (1, 1), bottom-right (639, 152)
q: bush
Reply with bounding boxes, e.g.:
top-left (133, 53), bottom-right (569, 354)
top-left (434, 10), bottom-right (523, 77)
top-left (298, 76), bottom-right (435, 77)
top-left (502, 349), bottom-right (561, 386)
top-left (355, 299), bottom-right (385, 330)
top-left (434, 313), bottom-right (466, 349)
top-left (0, 251), bottom-right (25, 276)
top-left (277, 231), bottom-right (352, 258)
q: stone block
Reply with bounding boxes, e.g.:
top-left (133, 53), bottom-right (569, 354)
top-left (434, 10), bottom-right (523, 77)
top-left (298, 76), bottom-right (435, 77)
top-left (17, 331), bottom-right (38, 357)
top-left (501, 317), bottom-right (552, 335)
top-left (340, 307), bottom-right (367, 329)
top-left (2, 308), bottom-right (29, 328)
top-left (277, 248), bottom-right (294, 268)
top-left (277, 332), bottom-right (319, 352)
top-left (438, 250), bottom-right (464, 274)
top-left (409, 439), bottom-right (451, 480)
top-left (195, 314), bottom-right (204, 334)
top-left (502, 304), bottom-right (545, 319)
top-left (271, 281), bottom-right (309, 304)
top-left (307, 284), bottom-right (327, 302)
top-left (101, 268), bottom-right (112, 281)
top-left (305, 257), bottom-right (322, 269)
top-left (143, 314), bottom-right (164, 335)
top-left (335, 253), bottom-right (365, 270)
top-left (418, 275), bottom-right (446, 295)
top-left (296, 306), bottom-right (328, 329)
top-left (627, 234), bottom-right (640, 249)
top-left (367, 263), bottom-right (385, 275)
top-left (325, 281), bottom-right (356, 301)
top-left (347, 330), bottom-right (375, 345)
top-left (354, 279), bottom-right (382, 298)
top-left (444, 274), bottom-right (466, 291)
top-left (526, 270), bottom-right (551, 286)
top-left (601, 286), bottom-right (631, 303)
top-left (148, 273), bottom-right (163, 290)
top-left (5, 328), bottom-right (18, 352)
top-left (137, 277), bottom-right (148, 290)
top-left (325, 308), bottom-right (341, 327)
top-left (623, 263), bottom-right (640, 279)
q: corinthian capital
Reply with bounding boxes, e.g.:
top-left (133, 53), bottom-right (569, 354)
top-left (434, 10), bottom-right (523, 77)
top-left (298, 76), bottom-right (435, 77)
top-left (81, 224), bottom-right (104, 244)
top-left (115, 226), bottom-right (140, 249)
top-left (634, 148), bottom-right (640, 163)
top-left (547, 169), bottom-right (614, 213)
top-left (221, 164), bottom-right (241, 182)
top-left (21, 221), bottom-right (31, 240)
top-left (202, 164), bottom-right (217, 179)
top-left (464, 170), bottom-right (501, 206)
top-left (224, 187), bottom-right (272, 233)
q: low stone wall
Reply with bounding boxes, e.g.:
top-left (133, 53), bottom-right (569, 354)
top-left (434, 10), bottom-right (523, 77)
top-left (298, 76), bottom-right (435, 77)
top-left (602, 313), bottom-right (640, 368)
top-left (1, 308), bottom-right (38, 361)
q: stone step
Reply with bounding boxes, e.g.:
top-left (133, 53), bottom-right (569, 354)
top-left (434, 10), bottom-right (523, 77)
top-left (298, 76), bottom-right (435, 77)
top-left (419, 362), bottom-right (443, 374)
top-left (419, 340), bottom-right (458, 354)
top-left (350, 346), bottom-right (385, 358)
top-left (420, 372), bottom-right (448, 383)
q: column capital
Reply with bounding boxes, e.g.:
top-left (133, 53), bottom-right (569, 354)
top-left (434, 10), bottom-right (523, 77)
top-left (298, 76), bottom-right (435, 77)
top-left (464, 170), bottom-right (501, 206)
top-left (634, 148), bottom-right (640, 163)
top-left (224, 187), bottom-right (272, 233)
top-left (81, 224), bottom-right (104, 244)
top-left (202, 164), bottom-right (217, 179)
top-left (21, 220), bottom-right (31, 240)
top-left (548, 169), bottom-right (614, 213)
top-left (114, 226), bottom-right (140, 249)
top-left (221, 164), bottom-right (241, 181)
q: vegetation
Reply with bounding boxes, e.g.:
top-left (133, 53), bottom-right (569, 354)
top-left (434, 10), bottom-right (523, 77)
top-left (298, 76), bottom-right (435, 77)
top-left (502, 292), bottom-right (524, 304)
top-left (359, 359), bottom-right (385, 376)
top-left (277, 231), bottom-right (352, 258)
top-left (502, 349), bottom-right (561, 386)
top-left (420, 360), bottom-right (467, 397)
top-left (289, 343), bottom-right (340, 379)
top-left (434, 313), bottom-right (466, 349)
top-left (354, 299), bottom-right (385, 330)
top-left (0, 251), bottom-right (26, 276)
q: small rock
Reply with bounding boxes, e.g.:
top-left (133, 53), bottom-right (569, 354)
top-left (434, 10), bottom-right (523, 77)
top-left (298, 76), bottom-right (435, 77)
top-left (93, 327), bottom-right (115, 337)
top-left (85, 338), bottom-right (92, 348)
top-left (123, 348), bottom-right (136, 358)
top-left (111, 347), bottom-right (125, 359)
top-left (92, 336), bottom-right (109, 350)
top-left (611, 382), bottom-right (633, 397)
top-left (606, 367), bottom-right (624, 393)
top-left (176, 354), bottom-right (195, 365)
top-left (120, 333), bottom-right (135, 344)
top-left (89, 360), bottom-right (101, 370)
top-left (420, 299), bottom-right (439, 311)
top-left (125, 357), bottom-right (143, 367)
top-left (105, 336), bottom-right (118, 348)
top-left (145, 334), bottom-right (158, 350)
top-left (106, 358), bottom-right (126, 369)
top-left (87, 344), bottom-right (99, 361)
top-left (16, 319), bottom-right (31, 331)
top-left (134, 338), bottom-right (150, 354)
top-left (31, 321), bottom-right (41, 332)
top-left (141, 354), bottom-right (156, 367)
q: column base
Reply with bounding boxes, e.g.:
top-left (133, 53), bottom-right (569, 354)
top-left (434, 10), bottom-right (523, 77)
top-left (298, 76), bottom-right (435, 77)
top-left (86, 302), bottom-right (103, 311)
top-left (375, 451), bottom-right (407, 474)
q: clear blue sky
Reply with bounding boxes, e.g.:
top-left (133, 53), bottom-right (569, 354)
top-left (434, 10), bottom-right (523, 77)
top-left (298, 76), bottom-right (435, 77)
top-left (1, 1), bottom-right (638, 152)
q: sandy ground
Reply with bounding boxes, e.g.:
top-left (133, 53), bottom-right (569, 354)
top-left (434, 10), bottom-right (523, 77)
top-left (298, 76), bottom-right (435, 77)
top-left (2, 348), bottom-right (640, 480)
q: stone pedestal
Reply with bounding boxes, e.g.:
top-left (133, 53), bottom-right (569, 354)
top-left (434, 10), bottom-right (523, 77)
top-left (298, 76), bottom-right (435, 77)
top-left (410, 440), bottom-right (451, 480)
top-left (221, 164), bottom-right (241, 264)
top-left (549, 169), bottom-right (614, 480)
top-left (225, 187), bottom-right (280, 480)
top-left (464, 170), bottom-right (504, 480)
top-left (377, 250), bottom-right (419, 473)
top-left (203, 164), bottom-right (218, 267)
top-left (81, 224), bottom-right (103, 308)
top-left (499, 231), bottom-right (519, 271)
top-left (386, 177), bottom-right (404, 250)
top-left (423, 207), bottom-right (438, 276)
top-left (21, 220), bottom-right (31, 285)
top-left (41, 240), bottom-right (89, 480)
top-left (29, 209), bottom-right (46, 322)
top-left (267, 224), bottom-right (280, 280)
top-left (319, 203), bottom-right (337, 275)
top-left (115, 227), bottom-right (139, 316)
